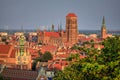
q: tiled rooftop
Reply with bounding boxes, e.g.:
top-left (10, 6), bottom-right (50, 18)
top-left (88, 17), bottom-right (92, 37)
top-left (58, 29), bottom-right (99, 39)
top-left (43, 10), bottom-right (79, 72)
top-left (2, 68), bottom-right (38, 80)
top-left (0, 44), bottom-right (12, 54)
top-left (45, 32), bottom-right (60, 38)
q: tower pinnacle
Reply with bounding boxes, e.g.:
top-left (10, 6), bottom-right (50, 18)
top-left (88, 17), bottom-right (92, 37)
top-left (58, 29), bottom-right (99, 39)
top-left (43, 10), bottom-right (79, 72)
top-left (102, 16), bottom-right (106, 28)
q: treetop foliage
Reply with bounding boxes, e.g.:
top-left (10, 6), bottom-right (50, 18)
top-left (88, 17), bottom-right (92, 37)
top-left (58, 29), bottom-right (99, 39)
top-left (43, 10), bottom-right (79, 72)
top-left (54, 36), bottom-right (120, 80)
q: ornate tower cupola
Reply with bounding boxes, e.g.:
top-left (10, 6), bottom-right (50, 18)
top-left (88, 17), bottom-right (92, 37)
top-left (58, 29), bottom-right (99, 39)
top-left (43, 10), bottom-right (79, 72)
top-left (16, 35), bottom-right (31, 70)
top-left (101, 16), bottom-right (107, 39)
top-left (66, 13), bottom-right (78, 45)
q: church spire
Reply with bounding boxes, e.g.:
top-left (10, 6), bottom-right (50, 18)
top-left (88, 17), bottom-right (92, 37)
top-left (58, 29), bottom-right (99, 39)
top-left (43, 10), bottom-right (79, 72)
top-left (102, 16), bottom-right (106, 28)
top-left (101, 16), bottom-right (107, 39)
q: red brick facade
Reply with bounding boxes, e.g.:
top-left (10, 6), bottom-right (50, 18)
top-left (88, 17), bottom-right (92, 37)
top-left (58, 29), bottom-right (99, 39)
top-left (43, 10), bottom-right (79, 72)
top-left (38, 13), bottom-right (78, 47)
top-left (101, 27), bottom-right (107, 39)
top-left (66, 13), bottom-right (78, 45)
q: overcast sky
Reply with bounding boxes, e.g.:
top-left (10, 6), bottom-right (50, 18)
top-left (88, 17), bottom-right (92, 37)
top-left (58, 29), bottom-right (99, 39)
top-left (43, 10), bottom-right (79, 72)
top-left (0, 0), bottom-right (120, 30)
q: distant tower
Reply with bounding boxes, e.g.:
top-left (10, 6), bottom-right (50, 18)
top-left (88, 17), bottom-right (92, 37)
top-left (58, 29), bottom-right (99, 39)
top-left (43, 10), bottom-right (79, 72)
top-left (58, 24), bottom-right (60, 32)
top-left (101, 16), bottom-right (107, 39)
top-left (16, 35), bottom-right (31, 70)
top-left (52, 24), bottom-right (54, 32)
top-left (37, 28), bottom-right (40, 43)
top-left (66, 13), bottom-right (78, 45)
top-left (60, 23), bottom-right (62, 32)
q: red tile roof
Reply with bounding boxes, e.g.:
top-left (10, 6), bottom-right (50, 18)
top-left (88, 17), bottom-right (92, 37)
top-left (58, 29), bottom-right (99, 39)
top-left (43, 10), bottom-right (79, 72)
top-left (2, 68), bottom-right (38, 80)
top-left (66, 13), bottom-right (77, 17)
top-left (28, 48), bottom-right (38, 59)
top-left (54, 54), bottom-right (69, 59)
top-left (0, 44), bottom-right (12, 54)
top-left (41, 45), bottom-right (57, 54)
top-left (10, 49), bottom-right (17, 58)
top-left (53, 64), bottom-right (62, 70)
top-left (45, 32), bottom-right (60, 38)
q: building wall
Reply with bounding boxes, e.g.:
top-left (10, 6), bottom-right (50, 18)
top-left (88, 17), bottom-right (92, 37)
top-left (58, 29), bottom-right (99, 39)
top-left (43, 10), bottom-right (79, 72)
top-left (16, 49), bottom-right (32, 70)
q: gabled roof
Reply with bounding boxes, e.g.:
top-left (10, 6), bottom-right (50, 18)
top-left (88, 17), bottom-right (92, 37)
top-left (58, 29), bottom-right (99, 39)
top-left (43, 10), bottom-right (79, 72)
top-left (2, 68), bottom-right (38, 80)
top-left (45, 32), bottom-right (60, 38)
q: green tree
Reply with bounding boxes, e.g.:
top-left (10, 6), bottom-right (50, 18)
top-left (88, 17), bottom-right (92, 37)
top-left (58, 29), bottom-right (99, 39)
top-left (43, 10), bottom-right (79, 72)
top-left (90, 39), bottom-right (94, 48)
top-left (67, 53), bottom-right (80, 61)
top-left (0, 74), bottom-right (4, 80)
top-left (41, 51), bottom-right (53, 62)
top-left (54, 36), bottom-right (120, 80)
top-left (71, 45), bottom-right (79, 50)
top-left (1, 36), bottom-right (6, 42)
top-left (38, 50), bottom-right (42, 57)
top-left (32, 60), bottom-right (37, 70)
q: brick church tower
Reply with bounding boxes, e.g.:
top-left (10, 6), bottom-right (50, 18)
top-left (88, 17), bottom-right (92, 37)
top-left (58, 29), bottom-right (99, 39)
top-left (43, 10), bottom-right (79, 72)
top-left (101, 16), bottom-right (107, 39)
top-left (66, 13), bottom-right (78, 45)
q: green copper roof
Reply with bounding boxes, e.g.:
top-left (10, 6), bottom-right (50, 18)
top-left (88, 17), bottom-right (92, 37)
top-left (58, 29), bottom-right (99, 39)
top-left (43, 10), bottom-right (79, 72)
top-left (102, 16), bottom-right (106, 29)
top-left (19, 35), bottom-right (25, 56)
top-left (102, 16), bottom-right (105, 25)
